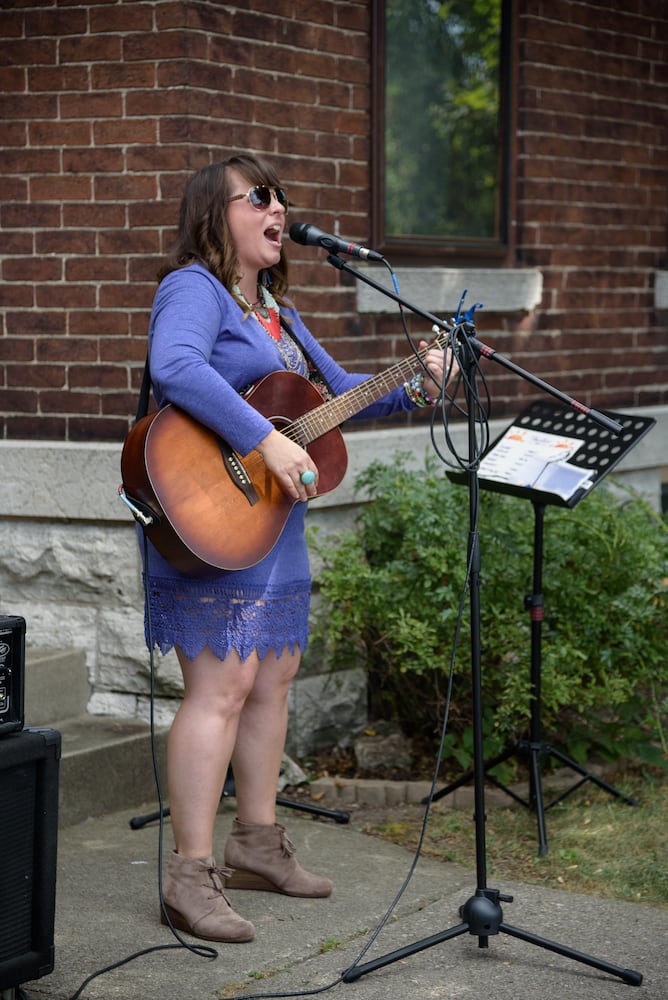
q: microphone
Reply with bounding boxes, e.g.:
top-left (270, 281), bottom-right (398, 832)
top-left (289, 221), bottom-right (385, 262)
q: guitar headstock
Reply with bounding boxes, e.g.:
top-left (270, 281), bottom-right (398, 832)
top-left (423, 327), bottom-right (453, 357)
top-left (431, 328), bottom-right (451, 352)
top-left (427, 302), bottom-right (481, 354)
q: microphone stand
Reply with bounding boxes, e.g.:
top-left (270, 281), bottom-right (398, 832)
top-left (323, 254), bottom-right (642, 988)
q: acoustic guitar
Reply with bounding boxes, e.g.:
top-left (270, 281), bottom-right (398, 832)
top-left (120, 334), bottom-right (446, 575)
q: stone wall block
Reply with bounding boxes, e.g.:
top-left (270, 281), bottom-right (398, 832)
top-left (287, 667), bottom-right (367, 757)
top-left (87, 691), bottom-right (141, 717)
top-left (2, 598), bottom-right (98, 670)
top-left (0, 523), bottom-right (141, 605)
top-left (96, 608), bottom-right (183, 697)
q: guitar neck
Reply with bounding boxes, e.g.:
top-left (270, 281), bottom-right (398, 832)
top-left (291, 334), bottom-right (446, 446)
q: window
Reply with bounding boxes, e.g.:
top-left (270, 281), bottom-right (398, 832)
top-left (372, 0), bottom-right (514, 262)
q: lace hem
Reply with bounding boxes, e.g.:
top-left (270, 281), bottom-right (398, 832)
top-left (144, 575), bottom-right (311, 662)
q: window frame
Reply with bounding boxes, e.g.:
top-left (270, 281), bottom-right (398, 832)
top-left (370, 0), bottom-right (517, 267)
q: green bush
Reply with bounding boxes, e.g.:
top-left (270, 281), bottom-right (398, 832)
top-left (311, 454), bottom-right (668, 775)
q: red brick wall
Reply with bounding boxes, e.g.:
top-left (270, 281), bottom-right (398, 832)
top-left (0, 1), bottom-right (371, 440)
top-left (509, 0), bottom-right (668, 413)
top-left (0, 0), bottom-right (666, 442)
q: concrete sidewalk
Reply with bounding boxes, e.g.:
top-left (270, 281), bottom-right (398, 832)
top-left (20, 801), bottom-right (668, 1000)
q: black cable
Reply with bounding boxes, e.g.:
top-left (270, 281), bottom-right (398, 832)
top-left (429, 324), bottom-right (491, 473)
top-left (143, 534), bottom-right (219, 962)
top-left (223, 512), bottom-right (476, 1000)
top-left (385, 265), bottom-right (490, 472)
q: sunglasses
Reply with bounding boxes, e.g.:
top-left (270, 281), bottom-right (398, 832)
top-left (227, 185), bottom-right (289, 211)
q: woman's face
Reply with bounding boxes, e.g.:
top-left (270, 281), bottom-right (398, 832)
top-left (225, 167), bottom-right (286, 293)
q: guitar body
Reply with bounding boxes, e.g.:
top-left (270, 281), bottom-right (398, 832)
top-left (121, 371), bottom-right (348, 575)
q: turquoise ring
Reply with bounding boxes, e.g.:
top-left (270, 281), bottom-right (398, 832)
top-left (300, 470), bottom-right (316, 485)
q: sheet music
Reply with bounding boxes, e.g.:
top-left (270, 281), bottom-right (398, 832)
top-left (478, 425), bottom-right (595, 501)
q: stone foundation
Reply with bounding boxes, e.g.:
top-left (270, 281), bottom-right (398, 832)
top-left (1, 411), bottom-right (665, 754)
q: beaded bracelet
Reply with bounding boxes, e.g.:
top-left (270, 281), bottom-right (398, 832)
top-left (404, 371), bottom-right (435, 408)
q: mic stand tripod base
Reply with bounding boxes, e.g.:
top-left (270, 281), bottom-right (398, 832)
top-left (129, 770), bottom-right (350, 829)
top-left (459, 887), bottom-right (511, 943)
top-left (342, 888), bottom-right (509, 983)
top-left (342, 886), bottom-right (643, 987)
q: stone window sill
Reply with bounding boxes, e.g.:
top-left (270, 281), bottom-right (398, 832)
top-left (356, 266), bottom-right (668, 317)
top-left (355, 266), bottom-right (543, 315)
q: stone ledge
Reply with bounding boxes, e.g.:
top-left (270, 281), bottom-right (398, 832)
top-left (2, 404), bottom-right (664, 523)
top-left (355, 265), bottom-right (543, 315)
top-left (305, 765), bottom-right (612, 812)
top-left (307, 776), bottom-right (515, 811)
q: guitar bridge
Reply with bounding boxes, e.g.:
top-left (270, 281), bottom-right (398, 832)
top-left (218, 440), bottom-right (259, 506)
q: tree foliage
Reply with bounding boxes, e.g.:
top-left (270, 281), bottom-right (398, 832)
top-left (385, 0), bottom-right (502, 239)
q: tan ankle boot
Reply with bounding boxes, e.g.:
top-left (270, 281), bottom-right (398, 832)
top-left (161, 850), bottom-right (255, 942)
top-left (223, 818), bottom-right (333, 897)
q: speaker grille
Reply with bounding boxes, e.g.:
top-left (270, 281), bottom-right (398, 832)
top-left (0, 728), bottom-right (59, 990)
top-left (0, 763), bottom-right (37, 962)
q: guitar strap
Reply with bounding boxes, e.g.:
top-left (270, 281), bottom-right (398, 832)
top-left (135, 355), bottom-right (152, 423)
top-left (279, 315), bottom-right (335, 401)
top-left (132, 313), bottom-right (336, 424)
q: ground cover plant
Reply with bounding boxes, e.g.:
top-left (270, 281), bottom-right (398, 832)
top-left (311, 454), bottom-right (668, 778)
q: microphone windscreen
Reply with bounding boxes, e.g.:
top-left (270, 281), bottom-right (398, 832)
top-left (289, 222), bottom-right (312, 245)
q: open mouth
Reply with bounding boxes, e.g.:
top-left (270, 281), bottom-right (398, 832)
top-left (264, 223), bottom-right (283, 248)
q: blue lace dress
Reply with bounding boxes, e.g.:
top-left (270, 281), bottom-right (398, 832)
top-left (142, 263), bottom-right (416, 662)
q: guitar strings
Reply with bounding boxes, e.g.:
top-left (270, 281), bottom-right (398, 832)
top-left (283, 338), bottom-right (444, 448)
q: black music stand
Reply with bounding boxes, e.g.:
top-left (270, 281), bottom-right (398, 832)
top-left (429, 400), bottom-right (656, 854)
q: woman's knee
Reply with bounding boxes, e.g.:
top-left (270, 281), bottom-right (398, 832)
top-left (248, 648), bottom-right (300, 703)
top-left (178, 647), bottom-right (260, 715)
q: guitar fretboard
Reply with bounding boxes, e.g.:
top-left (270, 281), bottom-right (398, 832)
top-left (287, 333), bottom-right (448, 446)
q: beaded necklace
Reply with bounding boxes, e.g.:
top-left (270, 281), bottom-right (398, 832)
top-left (233, 283), bottom-right (307, 374)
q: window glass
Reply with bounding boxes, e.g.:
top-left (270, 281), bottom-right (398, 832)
top-left (382, 0), bottom-right (507, 248)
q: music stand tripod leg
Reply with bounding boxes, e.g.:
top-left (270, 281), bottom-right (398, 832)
top-left (540, 745), bottom-right (640, 808)
top-left (525, 740), bottom-right (549, 856)
top-left (129, 768), bottom-right (350, 829)
top-left (523, 500), bottom-right (639, 846)
top-left (422, 743), bottom-right (518, 805)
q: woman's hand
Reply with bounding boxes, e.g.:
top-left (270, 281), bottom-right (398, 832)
top-left (255, 428), bottom-right (319, 502)
top-left (419, 339), bottom-right (459, 400)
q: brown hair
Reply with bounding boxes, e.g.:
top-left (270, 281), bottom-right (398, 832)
top-left (157, 153), bottom-right (290, 303)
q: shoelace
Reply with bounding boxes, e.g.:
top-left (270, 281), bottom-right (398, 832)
top-left (204, 863), bottom-right (235, 903)
top-left (277, 826), bottom-right (296, 859)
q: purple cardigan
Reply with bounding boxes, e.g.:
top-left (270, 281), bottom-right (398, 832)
top-left (142, 262), bottom-right (416, 661)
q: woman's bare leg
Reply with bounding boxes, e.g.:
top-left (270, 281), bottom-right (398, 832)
top-left (167, 645), bottom-right (261, 858)
top-left (231, 645), bottom-right (300, 825)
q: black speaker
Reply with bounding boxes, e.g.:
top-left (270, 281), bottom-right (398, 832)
top-left (0, 615), bottom-right (25, 737)
top-left (0, 727), bottom-right (60, 991)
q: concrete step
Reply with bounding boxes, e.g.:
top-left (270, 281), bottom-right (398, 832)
top-left (24, 647), bottom-right (89, 726)
top-left (56, 715), bottom-right (168, 828)
top-left (22, 649), bottom-right (168, 828)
